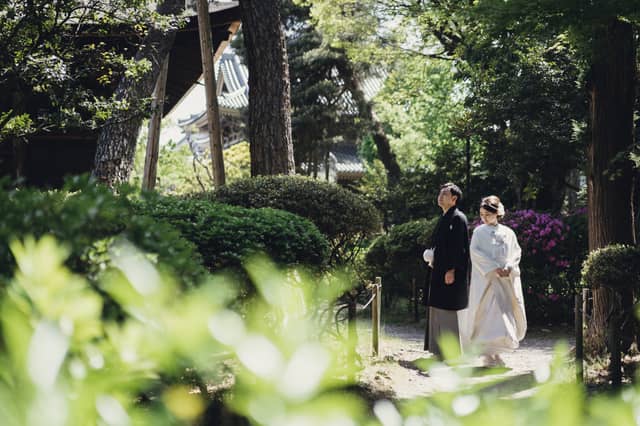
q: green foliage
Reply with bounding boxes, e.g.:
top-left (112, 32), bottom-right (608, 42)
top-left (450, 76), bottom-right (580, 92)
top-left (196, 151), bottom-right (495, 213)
top-left (374, 57), bottom-right (468, 169)
top-left (305, 0), bottom-right (426, 65)
top-left (0, 0), bottom-right (182, 142)
top-left (224, 141), bottom-right (252, 183)
top-left (458, 35), bottom-right (586, 212)
top-left (7, 235), bottom-right (640, 425)
top-left (470, 0), bottom-right (640, 60)
top-left (283, 1), bottom-right (371, 174)
top-left (581, 244), bottom-right (640, 291)
top-left (211, 175), bottom-right (382, 265)
top-left (368, 168), bottom-right (472, 227)
top-left (0, 235), bottom-right (366, 425)
top-left (0, 235), bottom-right (230, 424)
top-left (362, 218), bottom-right (439, 302)
top-left (134, 194), bottom-right (330, 274)
top-left (130, 127), bottom-right (251, 195)
top-left (561, 210), bottom-right (589, 286)
top-left (309, 0), bottom-right (588, 213)
top-left (0, 177), bottom-right (206, 287)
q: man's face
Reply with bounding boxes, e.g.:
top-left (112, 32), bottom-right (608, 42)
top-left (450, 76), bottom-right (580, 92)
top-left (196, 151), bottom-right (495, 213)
top-left (437, 188), bottom-right (456, 210)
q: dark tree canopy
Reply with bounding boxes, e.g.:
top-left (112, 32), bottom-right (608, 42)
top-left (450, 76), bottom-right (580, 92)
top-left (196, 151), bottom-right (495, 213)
top-left (0, 0), bottom-right (158, 143)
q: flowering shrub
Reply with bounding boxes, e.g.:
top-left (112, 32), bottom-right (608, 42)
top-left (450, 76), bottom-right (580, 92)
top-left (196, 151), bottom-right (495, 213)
top-left (501, 210), bottom-right (570, 269)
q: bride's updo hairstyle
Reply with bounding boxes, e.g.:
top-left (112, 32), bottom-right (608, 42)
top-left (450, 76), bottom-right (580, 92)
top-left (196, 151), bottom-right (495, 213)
top-left (480, 195), bottom-right (505, 219)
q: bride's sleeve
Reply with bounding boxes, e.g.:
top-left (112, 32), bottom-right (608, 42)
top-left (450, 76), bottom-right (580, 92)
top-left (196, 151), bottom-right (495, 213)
top-left (470, 228), bottom-right (501, 277)
top-left (505, 228), bottom-right (522, 277)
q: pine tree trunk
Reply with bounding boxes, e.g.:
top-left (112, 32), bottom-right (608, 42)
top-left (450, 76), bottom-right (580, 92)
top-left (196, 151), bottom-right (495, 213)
top-left (586, 18), bottom-right (636, 354)
top-left (92, 0), bottom-right (184, 187)
top-left (371, 112), bottom-right (402, 187)
top-left (239, 0), bottom-right (294, 176)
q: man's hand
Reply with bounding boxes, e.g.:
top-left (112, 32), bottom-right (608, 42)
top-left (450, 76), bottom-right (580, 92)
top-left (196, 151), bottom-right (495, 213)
top-left (445, 269), bottom-right (455, 285)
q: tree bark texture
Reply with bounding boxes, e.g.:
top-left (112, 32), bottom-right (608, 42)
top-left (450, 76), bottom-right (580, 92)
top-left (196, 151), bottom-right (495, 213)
top-left (371, 116), bottom-right (402, 187)
top-left (92, 0), bottom-right (184, 188)
top-left (586, 18), bottom-right (637, 354)
top-left (239, 0), bottom-right (294, 176)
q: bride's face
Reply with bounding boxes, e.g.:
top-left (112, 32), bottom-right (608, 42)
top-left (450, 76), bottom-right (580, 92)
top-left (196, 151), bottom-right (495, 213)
top-left (479, 207), bottom-right (498, 226)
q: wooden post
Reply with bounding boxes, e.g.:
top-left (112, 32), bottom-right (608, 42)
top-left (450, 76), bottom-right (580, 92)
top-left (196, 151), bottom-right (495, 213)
top-left (609, 291), bottom-right (622, 388)
top-left (196, 0), bottom-right (225, 187)
top-left (609, 313), bottom-right (621, 388)
top-left (465, 136), bottom-right (471, 200)
top-left (372, 276), bottom-right (382, 356)
top-left (142, 54), bottom-right (169, 191)
top-left (575, 289), bottom-right (584, 383)
top-left (347, 296), bottom-right (357, 380)
top-left (412, 277), bottom-right (419, 322)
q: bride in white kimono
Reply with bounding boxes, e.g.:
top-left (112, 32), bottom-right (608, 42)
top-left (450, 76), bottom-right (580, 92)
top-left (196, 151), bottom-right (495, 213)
top-left (458, 196), bottom-right (527, 367)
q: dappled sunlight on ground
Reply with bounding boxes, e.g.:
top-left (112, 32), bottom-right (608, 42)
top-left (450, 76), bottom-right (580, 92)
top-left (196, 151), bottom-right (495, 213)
top-left (356, 322), bottom-right (574, 400)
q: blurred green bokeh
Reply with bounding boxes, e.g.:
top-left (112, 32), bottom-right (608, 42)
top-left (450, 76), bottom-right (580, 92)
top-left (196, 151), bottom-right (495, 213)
top-left (1, 235), bottom-right (640, 426)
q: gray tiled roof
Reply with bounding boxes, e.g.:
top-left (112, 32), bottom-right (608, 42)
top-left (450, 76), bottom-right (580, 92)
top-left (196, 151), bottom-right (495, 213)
top-left (331, 144), bottom-right (365, 177)
top-left (176, 50), bottom-right (376, 181)
top-left (218, 52), bottom-right (249, 110)
top-left (177, 52), bottom-right (248, 128)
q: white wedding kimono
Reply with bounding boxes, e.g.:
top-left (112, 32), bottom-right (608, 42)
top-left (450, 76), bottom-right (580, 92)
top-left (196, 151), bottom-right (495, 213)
top-left (458, 223), bottom-right (527, 355)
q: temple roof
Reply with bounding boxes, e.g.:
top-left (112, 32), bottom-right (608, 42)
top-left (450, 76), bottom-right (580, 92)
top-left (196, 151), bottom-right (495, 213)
top-left (178, 49), bottom-right (386, 126)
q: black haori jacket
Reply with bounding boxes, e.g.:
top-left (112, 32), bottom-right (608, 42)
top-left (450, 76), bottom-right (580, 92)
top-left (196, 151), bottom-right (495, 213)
top-left (427, 206), bottom-right (470, 311)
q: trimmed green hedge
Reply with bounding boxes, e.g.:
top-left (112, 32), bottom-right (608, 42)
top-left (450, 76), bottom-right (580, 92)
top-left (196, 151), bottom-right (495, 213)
top-left (133, 195), bottom-right (330, 272)
top-left (581, 244), bottom-right (640, 290)
top-left (0, 178), bottom-right (207, 287)
top-left (206, 175), bottom-right (382, 264)
top-left (362, 218), bottom-right (439, 303)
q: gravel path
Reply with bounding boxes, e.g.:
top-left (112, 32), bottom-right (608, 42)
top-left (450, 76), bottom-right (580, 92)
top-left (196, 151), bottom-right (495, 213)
top-left (356, 322), bottom-right (574, 400)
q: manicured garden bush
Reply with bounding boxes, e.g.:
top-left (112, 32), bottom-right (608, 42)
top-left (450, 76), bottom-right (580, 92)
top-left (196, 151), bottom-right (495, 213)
top-left (581, 244), bottom-right (640, 290)
top-left (362, 218), bottom-right (439, 310)
top-left (133, 195), bottom-right (330, 272)
top-left (0, 178), bottom-right (206, 287)
top-left (207, 175), bottom-right (382, 265)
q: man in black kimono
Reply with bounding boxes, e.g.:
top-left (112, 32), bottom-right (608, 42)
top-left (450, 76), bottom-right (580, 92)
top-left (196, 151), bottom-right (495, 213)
top-left (425, 182), bottom-right (470, 358)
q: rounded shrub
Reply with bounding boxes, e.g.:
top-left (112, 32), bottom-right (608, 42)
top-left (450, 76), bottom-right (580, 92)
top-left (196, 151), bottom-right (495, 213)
top-left (0, 179), bottom-right (208, 326)
top-left (206, 175), bottom-right (382, 265)
top-left (362, 218), bottom-right (438, 307)
top-left (134, 195), bottom-right (330, 272)
top-left (581, 244), bottom-right (640, 291)
top-left (0, 178), bottom-right (206, 286)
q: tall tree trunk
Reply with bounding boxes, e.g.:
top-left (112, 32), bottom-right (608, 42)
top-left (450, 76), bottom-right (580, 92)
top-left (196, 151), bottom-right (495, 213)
top-left (371, 113), bottom-right (402, 187)
top-left (92, 0), bottom-right (184, 187)
top-left (239, 0), bottom-right (294, 176)
top-left (586, 18), bottom-right (636, 354)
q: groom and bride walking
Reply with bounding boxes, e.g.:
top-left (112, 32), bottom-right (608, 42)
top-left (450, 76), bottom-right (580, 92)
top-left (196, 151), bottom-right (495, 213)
top-left (423, 183), bottom-right (527, 367)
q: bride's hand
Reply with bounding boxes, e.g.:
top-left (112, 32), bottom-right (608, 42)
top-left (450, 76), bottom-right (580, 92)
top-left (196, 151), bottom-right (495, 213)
top-left (495, 268), bottom-right (510, 277)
